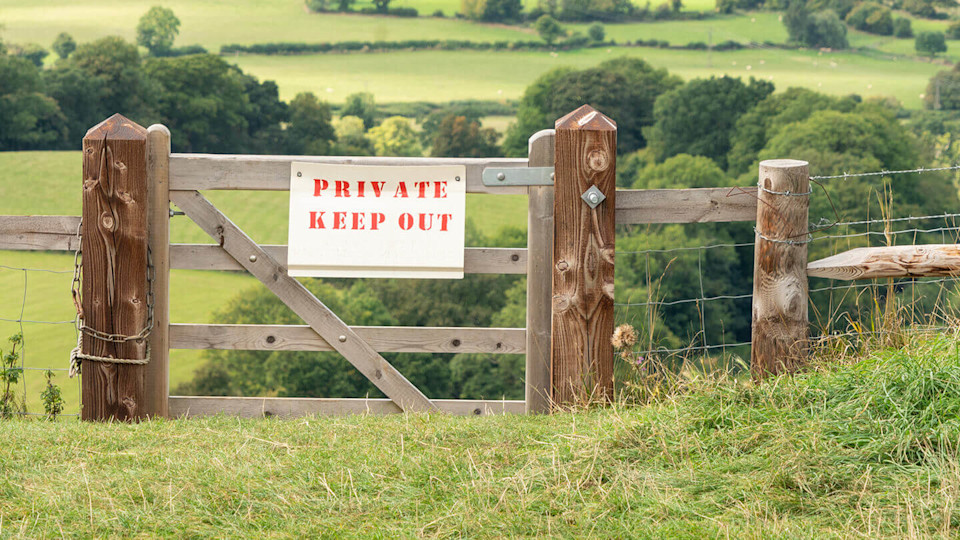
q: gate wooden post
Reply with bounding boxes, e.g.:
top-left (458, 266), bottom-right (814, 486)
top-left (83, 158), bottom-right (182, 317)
top-left (751, 159), bottom-right (810, 378)
top-left (80, 114), bottom-right (150, 421)
top-left (145, 124), bottom-right (171, 417)
top-left (551, 105), bottom-right (617, 407)
top-left (525, 129), bottom-right (555, 414)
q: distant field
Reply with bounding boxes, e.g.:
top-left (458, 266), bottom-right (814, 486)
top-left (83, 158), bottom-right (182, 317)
top-left (570, 12), bottom-right (787, 44)
top-left (231, 46), bottom-right (941, 108)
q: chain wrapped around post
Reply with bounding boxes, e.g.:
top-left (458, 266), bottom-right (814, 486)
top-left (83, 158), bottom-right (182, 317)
top-left (68, 217), bottom-right (155, 377)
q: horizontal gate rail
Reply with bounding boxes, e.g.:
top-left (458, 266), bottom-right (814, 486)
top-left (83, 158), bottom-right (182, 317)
top-left (169, 154), bottom-right (530, 194)
top-left (170, 396), bottom-right (525, 418)
top-left (169, 244), bottom-right (528, 274)
top-left (616, 187), bottom-right (759, 225)
top-left (170, 324), bottom-right (525, 354)
top-left (0, 215), bottom-right (81, 251)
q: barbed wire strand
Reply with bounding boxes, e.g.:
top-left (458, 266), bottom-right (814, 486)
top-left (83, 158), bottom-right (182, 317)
top-left (811, 165), bottom-right (960, 180)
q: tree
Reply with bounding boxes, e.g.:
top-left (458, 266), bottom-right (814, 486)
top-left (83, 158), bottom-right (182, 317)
top-left (430, 114), bottom-right (500, 157)
top-left (502, 57), bottom-right (682, 156)
top-left (727, 87), bottom-right (857, 174)
top-left (925, 68), bottom-right (960, 110)
top-left (784, 0), bottom-right (848, 49)
top-left (947, 21), bottom-right (960, 40)
top-left (11, 44), bottom-right (49, 67)
top-left (143, 54), bottom-right (250, 152)
top-left (332, 115), bottom-right (374, 155)
top-left (588, 23), bottom-right (605, 42)
top-left (645, 76), bottom-right (774, 169)
top-left (337, 0), bottom-right (356, 10)
top-left (342, 92), bottom-right (377, 129)
top-left (52, 33), bottom-right (76, 59)
top-left (136, 6), bottom-right (181, 56)
top-left (893, 18), bottom-right (913, 39)
top-left (367, 116), bottom-right (421, 156)
top-left (482, 0), bottom-right (523, 21)
top-left (283, 92), bottom-right (336, 155)
top-left (68, 36), bottom-right (153, 123)
top-left (534, 15), bottom-right (566, 45)
top-left (916, 31), bottom-right (947, 57)
top-left (845, 2), bottom-right (893, 36)
top-left (372, 0), bottom-right (392, 12)
top-left (0, 56), bottom-right (68, 150)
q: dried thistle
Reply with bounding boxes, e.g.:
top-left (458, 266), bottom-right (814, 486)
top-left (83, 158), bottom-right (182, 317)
top-left (611, 324), bottom-right (638, 349)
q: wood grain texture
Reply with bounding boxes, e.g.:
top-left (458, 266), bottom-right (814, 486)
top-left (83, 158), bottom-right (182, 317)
top-left (170, 396), bottom-right (524, 418)
top-left (170, 324), bottom-right (525, 354)
top-left (81, 114), bottom-right (149, 421)
top-left (807, 245), bottom-right (960, 280)
top-left (751, 159), bottom-right (810, 378)
top-left (0, 215), bottom-right (80, 251)
top-left (170, 244), bottom-right (527, 274)
top-left (616, 187), bottom-right (759, 224)
top-left (169, 154), bottom-right (529, 194)
top-left (145, 125), bottom-right (170, 418)
top-left (526, 129), bottom-right (555, 414)
top-left (551, 105), bottom-right (616, 406)
top-left (169, 189), bottom-right (437, 412)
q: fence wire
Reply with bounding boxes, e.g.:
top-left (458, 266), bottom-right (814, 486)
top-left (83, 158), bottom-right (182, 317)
top-left (0, 263), bottom-right (80, 418)
top-left (613, 163), bottom-right (960, 369)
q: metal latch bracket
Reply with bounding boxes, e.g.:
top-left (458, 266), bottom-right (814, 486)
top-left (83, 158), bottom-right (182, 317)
top-left (482, 167), bottom-right (554, 186)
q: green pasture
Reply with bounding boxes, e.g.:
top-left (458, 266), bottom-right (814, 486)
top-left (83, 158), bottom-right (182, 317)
top-left (0, 151), bottom-right (527, 412)
top-left (231, 46), bottom-right (941, 108)
top-left (570, 11), bottom-right (788, 44)
top-left (0, 0), bottom-right (532, 51)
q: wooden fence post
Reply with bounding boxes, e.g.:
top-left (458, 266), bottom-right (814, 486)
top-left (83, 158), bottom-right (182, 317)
top-left (551, 105), bottom-right (617, 406)
top-left (145, 124), bottom-right (171, 417)
top-left (751, 159), bottom-right (810, 378)
top-left (525, 129), bottom-right (555, 414)
top-left (80, 114), bottom-right (150, 421)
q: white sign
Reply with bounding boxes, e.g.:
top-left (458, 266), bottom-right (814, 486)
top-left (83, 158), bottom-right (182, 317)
top-left (287, 162), bottom-right (467, 279)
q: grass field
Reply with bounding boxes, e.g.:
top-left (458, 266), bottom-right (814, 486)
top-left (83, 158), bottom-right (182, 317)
top-left (2, 335), bottom-right (959, 536)
top-left (0, 151), bottom-right (528, 413)
top-left (231, 46), bottom-right (942, 107)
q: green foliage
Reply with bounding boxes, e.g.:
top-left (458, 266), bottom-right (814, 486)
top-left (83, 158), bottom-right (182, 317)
top-left (784, 0), bottom-right (848, 49)
top-left (283, 92), bottom-right (335, 156)
top-left (0, 55), bottom-right (68, 150)
top-left (11, 43), bottom-right (49, 67)
top-left (342, 92), bottom-right (377, 130)
top-left (0, 333), bottom-right (24, 418)
top-left (925, 67), bottom-right (960, 110)
top-left (429, 114), bottom-right (500, 157)
top-left (727, 87), bottom-right (857, 175)
top-left (503, 57), bottom-right (682, 156)
top-left (893, 18), bottom-right (913, 38)
top-left (947, 21), bottom-right (960, 40)
top-left (915, 31), bottom-right (947, 57)
top-left (332, 115), bottom-right (374, 155)
top-left (372, 0), bottom-right (392, 12)
top-left (482, 0), bottom-right (524, 21)
top-left (534, 15), bottom-right (566, 45)
top-left (716, 0), bottom-right (765, 14)
top-left (136, 6), bottom-right (181, 56)
top-left (40, 370), bottom-right (63, 421)
top-left (587, 23), bottom-right (605, 41)
top-left (68, 36), bottom-right (152, 125)
top-left (367, 116), bottom-right (422, 156)
top-left (845, 2), bottom-right (894, 36)
top-left (51, 32), bottom-right (76, 59)
top-left (645, 76), bottom-right (774, 169)
top-left (557, 0), bottom-right (636, 21)
top-left (143, 54), bottom-right (252, 153)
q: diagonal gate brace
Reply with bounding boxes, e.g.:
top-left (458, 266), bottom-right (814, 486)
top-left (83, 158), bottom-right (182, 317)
top-left (170, 190), bottom-right (437, 413)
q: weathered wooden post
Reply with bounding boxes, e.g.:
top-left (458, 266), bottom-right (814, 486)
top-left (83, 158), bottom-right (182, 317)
top-left (145, 124), bottom-right (171, 417)
top-left (551, 105), bottom-right (616, 406)
top-left (525, 129), bottom-right (555, 413)
top-left (751, 159), bottom-right (810, 378)
top-left (80, 114), bottom-right (151, 421)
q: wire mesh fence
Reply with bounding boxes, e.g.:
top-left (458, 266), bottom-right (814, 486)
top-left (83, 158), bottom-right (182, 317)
top-left (0, 259), bottom-right (80, 418)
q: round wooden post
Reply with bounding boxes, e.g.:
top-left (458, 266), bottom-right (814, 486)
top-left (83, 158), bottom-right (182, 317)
top-left (81, 114), bottom-right (150, 421)
top-left (751, 159), bottom-right (810, 378)
top-left (551, 105), bottom-right (617, 406)
top-left (525, 129), bottom-right (555, 414)
top-left (145, 124), bottom-right (171, 418)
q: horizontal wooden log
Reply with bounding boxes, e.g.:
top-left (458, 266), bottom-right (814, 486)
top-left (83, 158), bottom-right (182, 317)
top-left (170, 244), bottom-right (527, 274)
top-left (616, 187), bottom-right (758, 224)
top-left (169, 396), bottom-right (525, 417)
top-left (170, 324), bottom-right (526, 354)
top-left (807, 244), bottom-right (960, 280)
top-left (170, 154), bottom-right (529, 194)
top-left (0, 215), bottom-right (80, 251)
